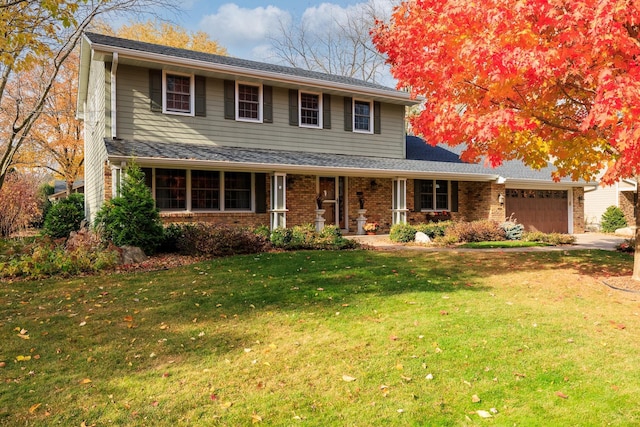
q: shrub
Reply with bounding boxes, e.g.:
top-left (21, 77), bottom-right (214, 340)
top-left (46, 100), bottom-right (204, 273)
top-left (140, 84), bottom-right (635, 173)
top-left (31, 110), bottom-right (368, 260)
top-left (289, 224), bottom-right (317, 249)
top-left (522, 231), bottom-right (575, 245)
top-left (253, 224), bottom-right (271, 239)
top-left (446, 220), bottom-right (506, 243)
top-left (389, 223), bottom-right (417, 243)
top-left (158, 223), bottom-right (189, 253)
top-left (270, 225), bottom-right (358, 250)
top-left (43, 193), bottom-right (85, 238)
top-left (501, 221), bottom-right (525, 240)
top-left (601, 205), bottom-right (628, 233)
top-left (0, 172), bottom-right (42, 237)
top-left (270, 227), bottom-right (293, 248)
top-left (94, 164), bottom-right (164, 255)
top-left (317, 225), bottom-right (359, 249)
top-left (415, 221), bottom-right (453, 238)
top-left (176, 223), bottom-right (270, 257)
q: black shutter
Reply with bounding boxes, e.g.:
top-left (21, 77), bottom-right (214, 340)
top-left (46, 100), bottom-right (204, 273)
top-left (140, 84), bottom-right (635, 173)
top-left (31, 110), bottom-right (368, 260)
top-left (373, 101), bottom-right (381, 134)
top-left (195, 75), bottom-right (206, 117)
top-left (323, 93), bottom-right (331, 129)
top-left (450, 180), bottom-right (459, 212)
top-left (263, 85), bottom-right (273, 123)
top-left (414, 179), bottom-right (422, 211)
top-left (289, 89), bottom-right (298, 126)
top-left (224, 80), bottom-right (235, 119)
top-left (149, 69), bottom-right (162, 112)
top-left (344, 97), bottom-right (352, 131)
top-left (255, 173), bottom-right (267, 213)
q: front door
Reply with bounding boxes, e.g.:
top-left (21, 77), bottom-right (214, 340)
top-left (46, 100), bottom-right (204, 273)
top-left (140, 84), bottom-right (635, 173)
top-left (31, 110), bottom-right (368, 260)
top-left (319, 176), bottom-right (346, 229)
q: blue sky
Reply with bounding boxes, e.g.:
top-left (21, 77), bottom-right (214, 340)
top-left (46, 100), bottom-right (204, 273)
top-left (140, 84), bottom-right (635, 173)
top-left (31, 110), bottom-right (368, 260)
top-left (158, 1), bottom-right (395, 61)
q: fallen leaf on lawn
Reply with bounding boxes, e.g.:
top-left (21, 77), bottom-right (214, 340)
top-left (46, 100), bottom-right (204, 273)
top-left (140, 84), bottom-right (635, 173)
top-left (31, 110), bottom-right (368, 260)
top-left (159, 323), bottom-right (169, 330)
top-left (151, 401), bottom-right (159, 407)
top-left (401, 375), bottom-right (412, 382)
top-left (79, 321), bottom-right (86, 327)
top-left (80, 378), bottom-right (92, 384)
top-left (16, 355), bottom-right (31, 361)
top-left (342, 375), bottom-right (356, 382)
top-left (390, 335), bottom-right (399, 341)
top-left (80, 422), bottom-right (96, 427)
top-left (472, 395), bottom-right (481, 403)
top-left (210, 394), bottom-right (218, 400)
top-left (556, 391), bottom-right (568, 399)
top-left (220, 401), bottom-right (232, 409)
top-left (123, 315), bottom-right (133, 322)
top-left (251, 414), bottom-right (263, 423)
top-left (476, 410), bottom-right (492, 418)
top-left (0, 361), bottom-right (5, 368)
top-left (29, 403), bottom-right (41, 413)
top-left (425, 373), bottom-right (434, 380)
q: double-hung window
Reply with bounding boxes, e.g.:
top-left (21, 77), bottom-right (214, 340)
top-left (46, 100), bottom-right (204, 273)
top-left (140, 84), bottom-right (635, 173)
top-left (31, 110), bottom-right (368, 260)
top-left (163, 71), bottom-right (194, 115)
top-left (236, 82), bottom-right (262, 122)
top-left (191, 170), bottom-right (220, 210)
top-left (353, 100), bottom-right (372, 133)
top-left (225, 172), bottom-right (252, 210)
top-left (418, 179), bottom-right (449, 211)
top-left (300, 92), bottom-right (321, 128)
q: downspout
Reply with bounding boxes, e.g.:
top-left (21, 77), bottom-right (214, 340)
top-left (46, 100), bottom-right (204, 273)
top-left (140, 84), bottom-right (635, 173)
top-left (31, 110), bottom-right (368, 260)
top-left (111, 52), bottom-right (118, 138)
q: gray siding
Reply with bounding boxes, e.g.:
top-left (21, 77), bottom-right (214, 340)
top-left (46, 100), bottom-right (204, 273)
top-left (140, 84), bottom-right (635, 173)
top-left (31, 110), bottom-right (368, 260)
top-left (84, 60), bottom-right (109, 223)
top-left (115, 65), bottom-right (406, 159)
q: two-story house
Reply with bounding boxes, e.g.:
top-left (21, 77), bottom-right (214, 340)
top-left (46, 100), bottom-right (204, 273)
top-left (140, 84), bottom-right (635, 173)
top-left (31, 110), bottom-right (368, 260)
top-left (77, 33), bottom-right (586, 234)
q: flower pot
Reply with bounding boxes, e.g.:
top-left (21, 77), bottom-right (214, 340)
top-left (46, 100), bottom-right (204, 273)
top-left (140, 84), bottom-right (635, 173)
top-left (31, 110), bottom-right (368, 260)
top-left (366, 231), bottom-right (376, 235)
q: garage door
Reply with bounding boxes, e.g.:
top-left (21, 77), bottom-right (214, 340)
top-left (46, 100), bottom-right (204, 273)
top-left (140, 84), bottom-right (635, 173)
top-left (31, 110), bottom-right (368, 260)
top-left (505, 189), bottom-right (568, 233)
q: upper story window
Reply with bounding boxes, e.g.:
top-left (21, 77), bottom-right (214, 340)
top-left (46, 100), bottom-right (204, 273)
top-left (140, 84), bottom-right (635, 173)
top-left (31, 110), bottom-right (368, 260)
top-left (300, 92), bottom-right (322, 128)
top-left (353, 100), bottom-right (372, 133)
top-left (236, 82), bottom-right (262, 122)
top-left (163, 71), bottom-right (194, 115)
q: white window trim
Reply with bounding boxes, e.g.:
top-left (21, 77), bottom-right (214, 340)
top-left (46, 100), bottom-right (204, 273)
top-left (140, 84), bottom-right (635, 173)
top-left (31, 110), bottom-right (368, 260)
top-left (299, 91), bottom-right (323, 129)
top-left (235, 81), bottom-right (263, 123)
top-left (419, 180), bottom-right (451, 212)
top-left (353, 99), bottom-right (373, 134)
top-left (162, 70), bottom-right (195, 116)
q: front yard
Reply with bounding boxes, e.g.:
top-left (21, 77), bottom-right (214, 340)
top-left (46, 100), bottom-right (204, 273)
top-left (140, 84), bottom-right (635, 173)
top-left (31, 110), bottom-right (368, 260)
top-left (1, 249), bottom-right (638, 426)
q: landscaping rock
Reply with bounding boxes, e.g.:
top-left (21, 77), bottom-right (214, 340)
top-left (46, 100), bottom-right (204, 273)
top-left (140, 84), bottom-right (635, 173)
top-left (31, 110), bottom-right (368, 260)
top-left (615, 226), bottom-right (636, 237)
top-left (415, 232), bottom-right (431, 244)
top-left (120, 245), bottom-right (147, 264)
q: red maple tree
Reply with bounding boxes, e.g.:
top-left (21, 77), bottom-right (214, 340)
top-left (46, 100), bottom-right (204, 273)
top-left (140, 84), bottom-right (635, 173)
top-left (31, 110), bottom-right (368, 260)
top-left (373, 0), bottom-right (640, 279)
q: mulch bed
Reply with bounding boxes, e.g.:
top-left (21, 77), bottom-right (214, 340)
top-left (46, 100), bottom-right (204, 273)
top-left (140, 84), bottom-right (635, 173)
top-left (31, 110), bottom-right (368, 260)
top-left (601, 276), bottom-right (640, 293)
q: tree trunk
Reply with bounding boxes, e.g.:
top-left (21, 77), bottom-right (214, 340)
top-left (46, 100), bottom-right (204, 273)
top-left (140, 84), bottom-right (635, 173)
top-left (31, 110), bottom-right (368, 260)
top-left (633, 175), bottom-right (640, 281)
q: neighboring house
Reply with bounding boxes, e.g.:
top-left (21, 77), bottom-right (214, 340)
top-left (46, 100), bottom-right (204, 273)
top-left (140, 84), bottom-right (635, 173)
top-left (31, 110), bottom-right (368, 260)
top-left (48, 179), bottom-right (85, 202)
top-left (584, 177), bottom-right (637, 230)
top-left (77, 33), bottom-right (586, 234)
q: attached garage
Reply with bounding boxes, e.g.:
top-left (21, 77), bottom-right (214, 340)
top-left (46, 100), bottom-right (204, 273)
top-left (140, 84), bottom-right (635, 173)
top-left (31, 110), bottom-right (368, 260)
top-left (505, 189), bottom-right (569, 233)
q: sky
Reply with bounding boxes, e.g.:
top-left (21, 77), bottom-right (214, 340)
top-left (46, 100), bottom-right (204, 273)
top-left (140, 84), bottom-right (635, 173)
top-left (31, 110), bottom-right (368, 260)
top-left (156, 1), bottom-right (395, 62)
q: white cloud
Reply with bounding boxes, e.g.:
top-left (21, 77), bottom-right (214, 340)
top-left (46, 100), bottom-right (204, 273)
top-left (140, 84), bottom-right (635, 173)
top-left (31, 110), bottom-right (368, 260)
top-left (198, 4), bottom-right (290, 58)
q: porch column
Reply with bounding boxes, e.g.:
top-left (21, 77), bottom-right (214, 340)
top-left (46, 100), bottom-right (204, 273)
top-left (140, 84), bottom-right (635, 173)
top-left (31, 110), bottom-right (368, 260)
top-left (270, 173), bottom-right (287, 230)
top-left (392, 178), bottom-right (408, 225)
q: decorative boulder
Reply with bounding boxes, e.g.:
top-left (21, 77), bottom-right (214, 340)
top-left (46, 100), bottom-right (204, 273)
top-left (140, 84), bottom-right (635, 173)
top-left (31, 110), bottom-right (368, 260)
top-left (415, 232), bottom-right (431, 244)
top-left (120, 245), bottom-right (148, 264)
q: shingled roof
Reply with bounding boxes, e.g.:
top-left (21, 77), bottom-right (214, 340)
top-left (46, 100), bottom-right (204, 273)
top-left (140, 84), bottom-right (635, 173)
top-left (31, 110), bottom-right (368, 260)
top-left (84, 32), bottom-right (401, 94)
top-left (105, 137), bottom-right (585, 185)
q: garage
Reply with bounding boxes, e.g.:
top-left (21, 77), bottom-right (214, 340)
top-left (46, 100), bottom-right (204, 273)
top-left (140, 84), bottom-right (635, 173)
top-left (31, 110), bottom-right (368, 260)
top-left (505, 189), bottom-right (568, 233)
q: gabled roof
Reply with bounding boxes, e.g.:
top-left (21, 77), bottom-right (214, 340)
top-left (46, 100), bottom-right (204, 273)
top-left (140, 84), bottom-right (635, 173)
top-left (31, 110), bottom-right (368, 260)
top-left (79, 32), bottom-right (417, 109)
top-left (104, 137), bottom-right (587, 186)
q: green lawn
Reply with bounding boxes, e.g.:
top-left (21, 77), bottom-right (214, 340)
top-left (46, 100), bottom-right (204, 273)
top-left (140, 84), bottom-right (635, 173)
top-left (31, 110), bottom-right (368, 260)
top-left (1, 249), bottom-right (639, 426)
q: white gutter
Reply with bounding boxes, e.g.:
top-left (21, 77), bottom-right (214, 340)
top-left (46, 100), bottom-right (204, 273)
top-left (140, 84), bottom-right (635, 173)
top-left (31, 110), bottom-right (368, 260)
top-left (110, 52), bottom-right (118, 138)
top-left (87, 41), bottom-right (418, 105)
top-left (106, 155), bottom-right (499, 181)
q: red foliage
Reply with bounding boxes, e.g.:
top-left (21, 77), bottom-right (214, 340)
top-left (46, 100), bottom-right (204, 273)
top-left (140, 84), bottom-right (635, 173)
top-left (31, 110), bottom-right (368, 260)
top-left (373, 0), bottom-right (640, 184)
top-left (0, 173), bottom-right (41, 237)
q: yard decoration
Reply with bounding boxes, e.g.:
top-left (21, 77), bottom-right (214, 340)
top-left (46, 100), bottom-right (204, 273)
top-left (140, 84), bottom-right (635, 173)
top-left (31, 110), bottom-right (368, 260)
top-left (373, 0), bottom-right (640, 280)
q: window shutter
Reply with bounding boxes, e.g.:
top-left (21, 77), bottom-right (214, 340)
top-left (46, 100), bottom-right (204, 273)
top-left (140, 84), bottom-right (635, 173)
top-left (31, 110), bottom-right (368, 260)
top-left (224, 80), bottom-right (235, 119)
top-left (344, 97), bottom-right (352, 131)
top-left (288, 89), bottom-right (298, 126)
top-left (374, 101), bottom-right (381, 134)
top-left (414, 179), bottom-right (422, 211)
top-left (263, 85), bottom-right (273, 123)
top-left (322, 94), bottom-right (331, 129)
top-left (255, 173), bottom-right (267, 213)
top-left (149, 69), bottom-right (162, 112)
top-left (450, 181), bottom-right (459, 212)
top-left (195, 75), bottom-right (206, 117)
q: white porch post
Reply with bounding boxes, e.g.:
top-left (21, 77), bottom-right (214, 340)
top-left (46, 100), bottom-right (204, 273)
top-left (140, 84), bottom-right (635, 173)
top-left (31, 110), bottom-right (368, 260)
top-left (270, 173), bottom-right (287, 230)
top-left (392, 178), bottom-right (408, 225)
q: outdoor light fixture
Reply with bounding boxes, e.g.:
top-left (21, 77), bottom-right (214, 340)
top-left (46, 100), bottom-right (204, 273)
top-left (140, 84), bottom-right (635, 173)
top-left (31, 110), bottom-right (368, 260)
top-left (370, 179), bottom-right (378, 190)
top-left (498, 193), bottom-right (505, 205)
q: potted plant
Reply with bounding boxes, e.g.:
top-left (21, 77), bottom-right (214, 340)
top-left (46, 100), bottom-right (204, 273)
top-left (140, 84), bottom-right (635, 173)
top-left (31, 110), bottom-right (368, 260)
top-left (316, 192), bottom-right (324, 210)
top-left (363, 222), bottom-right (380, 235)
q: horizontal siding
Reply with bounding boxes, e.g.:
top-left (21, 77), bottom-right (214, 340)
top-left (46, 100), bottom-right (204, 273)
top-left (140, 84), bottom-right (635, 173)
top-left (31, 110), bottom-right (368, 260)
top-left (115, 65), bottom-right (406, 159)
top-left (85, 60), bottom-right (109, 223)
top-left (584, 185), bottom-right (618, 225)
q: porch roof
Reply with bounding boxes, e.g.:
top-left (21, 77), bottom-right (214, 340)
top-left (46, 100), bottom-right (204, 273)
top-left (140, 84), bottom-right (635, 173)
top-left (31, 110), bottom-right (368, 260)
top-left (105, 138), bottom-right (587, 186)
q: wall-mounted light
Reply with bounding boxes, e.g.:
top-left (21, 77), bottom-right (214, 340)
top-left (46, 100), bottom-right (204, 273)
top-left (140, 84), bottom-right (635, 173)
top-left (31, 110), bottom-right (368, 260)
top-left (498, 193), bottom-right (505, 205)
top-left (370, 179), bottom-right (378, 191)
top-left (577, 195), bottom-right (584, 204)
